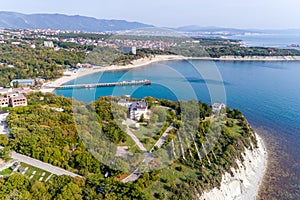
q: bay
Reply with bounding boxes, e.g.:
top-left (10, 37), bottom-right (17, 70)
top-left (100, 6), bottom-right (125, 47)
top-left (55, 60), bottom-right (300, 199)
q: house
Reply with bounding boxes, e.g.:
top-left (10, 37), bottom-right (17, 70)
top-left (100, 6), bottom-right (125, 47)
top-left (10, 79), bottom-right (35, 87)
top-left (118, 99), bottom-right (148, 121)
top-left (9, 93), bottom-right (28, 108)
top-left (212, 103), bottom-right (226, 114)
top-left (129, 101), bottom-right (148, 121)
top-left (0, 111), bottom-right (9, 122)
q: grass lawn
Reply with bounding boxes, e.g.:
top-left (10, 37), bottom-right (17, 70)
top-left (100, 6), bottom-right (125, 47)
top-left (20, 163), bottom-right (51, 182)
top-left (0, 168), bottom-right (13, 175)
top-left (120, 135), bottom-right (142, 154)
top-left (130, 123), bottom-right (164, 151)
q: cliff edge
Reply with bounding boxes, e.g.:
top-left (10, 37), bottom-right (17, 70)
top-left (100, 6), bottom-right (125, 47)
top-left (199, 133), bottom-right (267, 200)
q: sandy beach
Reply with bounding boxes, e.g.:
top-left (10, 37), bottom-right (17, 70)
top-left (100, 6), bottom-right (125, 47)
top-left (40, 54), bottom-right (300, 93)
top-left (40, 55), bottom-right (186, 93)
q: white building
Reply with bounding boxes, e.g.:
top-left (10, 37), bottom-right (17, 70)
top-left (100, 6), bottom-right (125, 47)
top-left (0, 111), bottom-right (9, 122)
top-left (119, 46), bottom-right (137, 55)
top-left (0, 96), bottom-right (9, 108)
top-left (9, 93), bottom-right (28, 108)
top-left (212, 102), bottom-right (226, 114)
top-left (44, 41), bottom-right (54, 48)
top-left (129, 101), bottom-right (148, 121)
top-left (117, 99), bottom-right (132, 108)
top-left (118, 99), bottom-right (148, 121)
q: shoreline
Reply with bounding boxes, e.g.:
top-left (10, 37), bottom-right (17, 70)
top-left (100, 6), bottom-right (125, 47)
top-left (40, 54), bottom-right (300, 93)
top-left (199, 132), bottom-right (268, 200)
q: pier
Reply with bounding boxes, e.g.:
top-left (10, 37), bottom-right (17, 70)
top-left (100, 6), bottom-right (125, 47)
top-left (45, 80), bottom-right (151, 89)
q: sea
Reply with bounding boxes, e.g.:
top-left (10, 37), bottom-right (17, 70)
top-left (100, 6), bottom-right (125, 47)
top-left (55, 59), bottom-right (300, 199)
top-left (228, 33), bottom-right (300, 49)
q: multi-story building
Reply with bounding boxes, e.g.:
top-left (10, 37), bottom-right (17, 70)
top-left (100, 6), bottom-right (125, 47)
top-left (0, 96), bottom-right (9, 108)
top-left (9, 93), bottom-right (28, 108)
top-left (129, 101), bottom-right (148, 121)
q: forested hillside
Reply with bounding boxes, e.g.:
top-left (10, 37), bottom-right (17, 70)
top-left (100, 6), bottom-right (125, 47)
top-left (0, 93), bottom-right (258, 199)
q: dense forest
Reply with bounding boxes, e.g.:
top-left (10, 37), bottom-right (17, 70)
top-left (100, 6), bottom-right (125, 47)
top-left (205, 45), bottom-right (300, 58)
top-left (0, 44), bottom-right (85, 87)
top-left (0, 93), bottom-right (259, 199)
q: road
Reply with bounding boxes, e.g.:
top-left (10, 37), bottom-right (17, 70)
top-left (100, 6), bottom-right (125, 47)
top-left (11, 152), bottom-right (82, 178)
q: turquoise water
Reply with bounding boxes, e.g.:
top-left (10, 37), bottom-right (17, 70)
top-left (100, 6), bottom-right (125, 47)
top-left (55, 60), bottom-right (300, 198)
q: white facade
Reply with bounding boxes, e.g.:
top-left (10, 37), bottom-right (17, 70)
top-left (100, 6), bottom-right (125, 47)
top-left (44, 41), bottom-right (54, 48)
top-left (118, 99), bottom-right (148, 121)
top-left (212, 103), bottom-right (226, 114)
top-left (129, 103), bottom-right (148, 121)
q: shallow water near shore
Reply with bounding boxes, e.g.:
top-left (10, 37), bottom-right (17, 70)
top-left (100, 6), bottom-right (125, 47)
top-left (55, 60), bottom-right (300, 199)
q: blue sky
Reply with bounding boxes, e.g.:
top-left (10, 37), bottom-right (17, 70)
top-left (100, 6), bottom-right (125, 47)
top-left (1, 0), bottom-right (300, 29)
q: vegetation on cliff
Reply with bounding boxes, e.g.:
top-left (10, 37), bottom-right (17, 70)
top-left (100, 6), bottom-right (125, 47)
top-left (0, 93), bottom-right (259, 199)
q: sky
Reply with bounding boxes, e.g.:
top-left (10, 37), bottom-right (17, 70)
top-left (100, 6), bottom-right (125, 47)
top-left (1, 0), bottom-right (300, 29)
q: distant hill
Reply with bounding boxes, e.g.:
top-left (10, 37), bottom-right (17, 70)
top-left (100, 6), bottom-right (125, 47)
top-left (0, 11), bottom-right (153, 32)
top-left (175, 25), bottom-right (260, 35)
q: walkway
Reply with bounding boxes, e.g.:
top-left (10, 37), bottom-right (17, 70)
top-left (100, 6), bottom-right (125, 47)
top-left (11, 152), bottom-right (82, 178)
top-left (123, 119), bottom-right (147, 152)
top-left (125, 127), bottom-right (147, 152)
top-left (150, 125), bottom-right (174, 152)
top-left (122, 121), bottom-right (174, 183)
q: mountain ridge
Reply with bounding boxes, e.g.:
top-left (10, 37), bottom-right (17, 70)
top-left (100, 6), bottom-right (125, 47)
top-left (0, 11), bottom-right (153, 32)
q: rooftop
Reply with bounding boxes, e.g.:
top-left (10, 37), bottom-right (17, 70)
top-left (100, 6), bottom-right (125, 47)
top-left (10, 79), bottom-right (34, 83)
top-left (11, 93), bottom-right (26, 100)
top-left (130, 101), bottom-right (147, 110)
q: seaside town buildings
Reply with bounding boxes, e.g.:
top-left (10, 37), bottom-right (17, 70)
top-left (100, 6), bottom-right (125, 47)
top-left (0, 93), bottom-right (27, 108)
top-left (9, 94), bottom-right (28, 108)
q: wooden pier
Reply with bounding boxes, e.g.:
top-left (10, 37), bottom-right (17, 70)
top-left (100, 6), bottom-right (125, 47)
top-left (46, 80), bottom-right (151, 89)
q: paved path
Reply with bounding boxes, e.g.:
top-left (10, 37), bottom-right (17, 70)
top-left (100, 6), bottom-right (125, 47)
top-left (11, 152), bottom-right (82, 178)
top-left (123, 119), bottom-right (147, 152)
top-left (121, 169), bottom-right (141, 183)
top-left (125, 127), bottom-right (147, 152)
top-left (150, 125), bottom-right (174, 152)
top-left (122, 125), bottom-right (174, 183)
